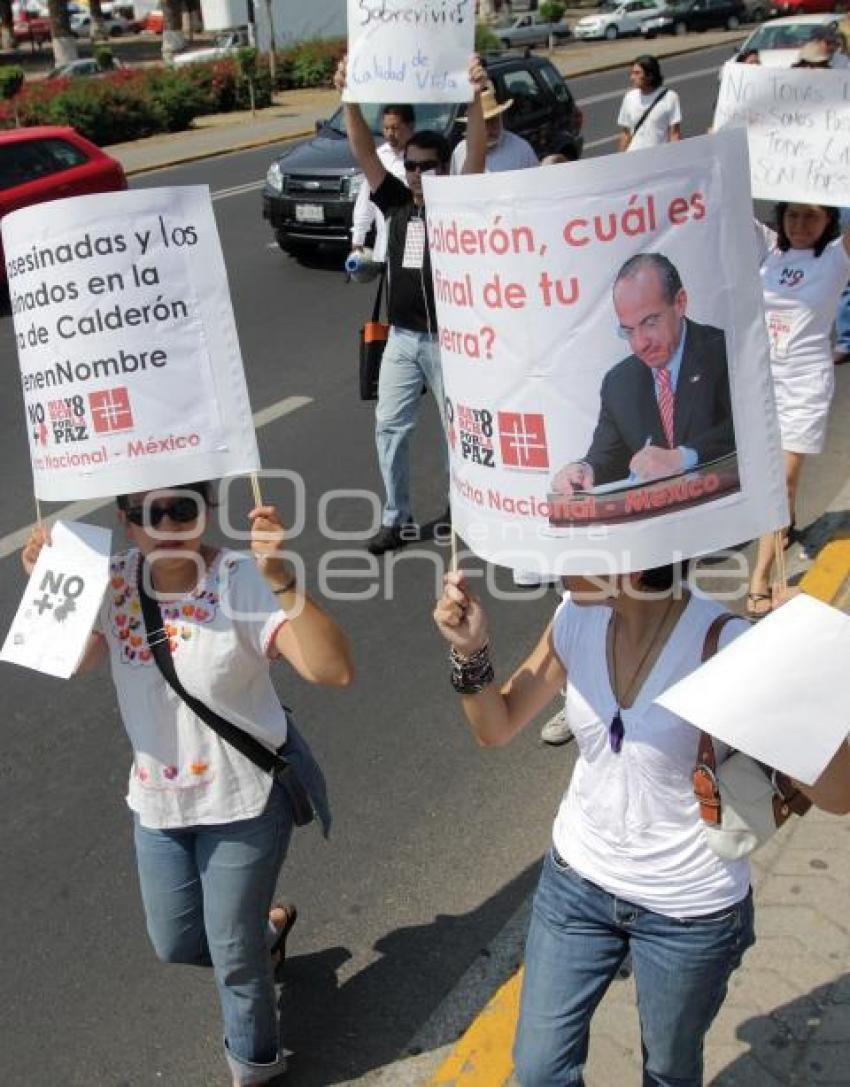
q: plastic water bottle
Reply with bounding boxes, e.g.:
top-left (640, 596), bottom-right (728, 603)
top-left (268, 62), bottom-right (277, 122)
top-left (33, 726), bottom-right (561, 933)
top-left (345, 248), bottom-right (381, 283)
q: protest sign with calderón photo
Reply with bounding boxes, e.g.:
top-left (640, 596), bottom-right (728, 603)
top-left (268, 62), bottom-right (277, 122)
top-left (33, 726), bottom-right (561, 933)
top-left (424, 129), bottom-right (787, 574)
top-left (2, 186), bottom-right (260, 501)
top-left (343, 0), bottom-right (474, 104)
top-left (713, 63), bottom-right (850, 205)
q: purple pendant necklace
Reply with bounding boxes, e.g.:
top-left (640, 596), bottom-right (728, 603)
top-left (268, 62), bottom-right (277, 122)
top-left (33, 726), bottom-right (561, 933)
top-left (608, 597), bottom-right (678, 754)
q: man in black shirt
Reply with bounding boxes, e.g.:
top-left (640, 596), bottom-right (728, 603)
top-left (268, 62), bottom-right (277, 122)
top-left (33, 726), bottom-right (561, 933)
top-left (335, 55), bottom-right (488, 554)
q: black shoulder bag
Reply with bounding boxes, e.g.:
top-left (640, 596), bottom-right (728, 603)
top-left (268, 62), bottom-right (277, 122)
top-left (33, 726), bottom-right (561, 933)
top-left (628, 86), bottom-right (670, 145)
top-left (136, 561), bottom-right (315, 826)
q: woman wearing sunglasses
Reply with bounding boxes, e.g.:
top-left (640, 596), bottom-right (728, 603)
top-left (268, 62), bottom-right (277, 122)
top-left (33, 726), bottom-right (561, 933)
top-left (434, 565), bottom-right (849, 1087)
top-left (22, 484), bottom-right (353, 1086)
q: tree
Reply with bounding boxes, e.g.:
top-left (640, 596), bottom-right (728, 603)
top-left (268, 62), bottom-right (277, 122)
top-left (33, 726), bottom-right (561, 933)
top-left (161, 0), bottom-right (185, 61)
top-left (89, 0), bottom-right (107, 42)
top-left (48, 0), bottom-right (78, 66)
top-left (0, 0), bottom-right (14, 52)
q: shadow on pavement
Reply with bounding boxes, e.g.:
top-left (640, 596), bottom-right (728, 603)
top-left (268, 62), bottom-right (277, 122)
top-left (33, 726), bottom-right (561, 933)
top-left (278, 861), bottom-right (541, 1085)
top-left (711, 975), bottom-right (850, 1085)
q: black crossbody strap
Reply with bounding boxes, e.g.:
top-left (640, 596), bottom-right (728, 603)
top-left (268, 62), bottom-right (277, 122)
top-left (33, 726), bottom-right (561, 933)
top-left (136, 559), bottom-right (314, 825)
top-left (371, 264), bottom-right (387, 323)
top-left (631, 86), bottom-right (669, 140)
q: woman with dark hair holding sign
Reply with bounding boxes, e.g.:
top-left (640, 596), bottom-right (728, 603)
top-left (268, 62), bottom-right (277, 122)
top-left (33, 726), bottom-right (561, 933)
top-left (747, 205), bottom-right (850, 618)
top-left (433, 565), bottom-right (850, 1087)
top-left (22, 485), bottom-right (353, 1086)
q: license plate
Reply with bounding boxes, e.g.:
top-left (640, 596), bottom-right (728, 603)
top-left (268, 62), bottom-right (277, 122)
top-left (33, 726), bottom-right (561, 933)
top-left (295, 203), bottom-right (324, 223)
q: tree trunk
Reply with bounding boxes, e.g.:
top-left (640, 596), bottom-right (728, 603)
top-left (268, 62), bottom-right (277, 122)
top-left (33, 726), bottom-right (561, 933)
top-left (161, 0), bottom-right (184, 61)
top-left (0, 0), bottom-right (14, 51)
top-left (89, 0), bottom-right (107, 42)
top-left (263, 0), bottom-right (276, 86)
top-left (48, 0), bottom-right (78, 65)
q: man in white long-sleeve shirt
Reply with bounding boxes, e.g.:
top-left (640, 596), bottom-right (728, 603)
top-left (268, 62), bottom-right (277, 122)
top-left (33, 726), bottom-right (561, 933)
top-left (450, 86), bottom-right (539, 174)
top-left (350, 104), bottom-right (415, 261)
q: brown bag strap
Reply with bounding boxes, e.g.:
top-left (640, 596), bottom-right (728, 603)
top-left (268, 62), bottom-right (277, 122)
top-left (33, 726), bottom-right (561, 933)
top-left (692, 613), bottom-right (812, 828)
top-left (692, 614), bottom-right (738, 825)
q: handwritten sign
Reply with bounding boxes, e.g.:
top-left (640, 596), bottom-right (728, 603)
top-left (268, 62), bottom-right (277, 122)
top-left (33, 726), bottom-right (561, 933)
top-left (2, 187), bottom-right (260, 502)
top-left (1, 521), bottom-right (111, 679)
top-left (713, 63), bottom-right (850, 204)
top-left (343, 0), bottom-right (474, 104)
top-left (423, 129), bottom-right (787, 575)
top-left (656, 594), bottom-right (850, 786)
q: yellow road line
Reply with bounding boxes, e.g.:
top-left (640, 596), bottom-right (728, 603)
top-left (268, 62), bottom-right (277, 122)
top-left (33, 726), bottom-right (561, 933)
top-left (428, 969), bottom-right (522, 1087)
top-left (800, 538), bottom-right (850, 610)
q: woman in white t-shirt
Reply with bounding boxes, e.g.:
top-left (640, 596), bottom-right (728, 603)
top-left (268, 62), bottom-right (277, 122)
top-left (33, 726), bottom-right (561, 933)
top-left (617, 55), bottom-right (681, 153)
top-left (434, 564), bottom-right (850, 1087)
top-left (22, 484), bottom-right (353, 1087)
top-left (747, 204), bottom-right (850, 618)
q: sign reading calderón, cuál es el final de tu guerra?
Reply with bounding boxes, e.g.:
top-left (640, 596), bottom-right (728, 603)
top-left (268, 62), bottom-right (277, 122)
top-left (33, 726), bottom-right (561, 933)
top-left (2, 186), bottom-right (260, 502)
top-left (424, 129), bottom-right (788, 574)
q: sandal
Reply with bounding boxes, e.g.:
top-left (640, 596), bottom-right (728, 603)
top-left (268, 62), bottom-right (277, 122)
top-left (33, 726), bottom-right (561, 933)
top-left (746, 592), bottom-right (773, 620)
top-left (269, 903), bottom-right (298, 965)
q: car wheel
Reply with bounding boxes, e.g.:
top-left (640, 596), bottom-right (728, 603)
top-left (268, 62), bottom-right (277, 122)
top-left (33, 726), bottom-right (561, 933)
top-left (726, 14), bottom-right (740, 28)
top-left (604, 23), bottom-right (618, 39)
top-left (674, 20), bottom-right (688, 34)
top-left (109, 26), bottom-right (124, 36)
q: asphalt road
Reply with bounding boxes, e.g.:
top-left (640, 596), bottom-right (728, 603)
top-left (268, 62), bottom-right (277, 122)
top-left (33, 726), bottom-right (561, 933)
top-left (0, 43), bottom-right (755, 1087)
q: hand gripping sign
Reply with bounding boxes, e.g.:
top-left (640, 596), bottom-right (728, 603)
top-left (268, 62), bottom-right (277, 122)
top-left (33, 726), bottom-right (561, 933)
top-left (343, 0), bottom-right (475, 104)
top-left (2, 186), bottom-right (260, 501)
top-left (423, 129), bottom-right (788, 575)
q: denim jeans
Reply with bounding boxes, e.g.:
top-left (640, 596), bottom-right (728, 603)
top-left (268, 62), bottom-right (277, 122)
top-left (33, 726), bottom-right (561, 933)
top-left (133, 783), bottom-right (293, 1085)
top-left (836, 282), bottom-right (850, 353)
top-left (513, 850), bottom-right (755, 1087)
top-left (375, 326), bottom-right (447, 527)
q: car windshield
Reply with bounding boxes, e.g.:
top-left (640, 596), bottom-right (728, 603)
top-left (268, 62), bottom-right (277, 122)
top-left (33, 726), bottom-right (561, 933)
top-left (324, 102), bottom-right (457, 138)
top-left (742, 21), bottom-right (835, 50)
top-left (598, 1), bottom-right (619, 10)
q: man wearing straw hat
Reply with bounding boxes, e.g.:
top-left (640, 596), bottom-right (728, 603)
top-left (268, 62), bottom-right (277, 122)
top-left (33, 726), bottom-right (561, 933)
top-left (450, 85), bottom-right (539, 174)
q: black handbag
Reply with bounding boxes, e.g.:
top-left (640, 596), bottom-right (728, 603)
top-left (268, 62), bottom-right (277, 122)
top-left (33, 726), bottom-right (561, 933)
top-left (136, 560), bottom-right (316, 827)
top-left (358, 266), bottom-right (388, 401)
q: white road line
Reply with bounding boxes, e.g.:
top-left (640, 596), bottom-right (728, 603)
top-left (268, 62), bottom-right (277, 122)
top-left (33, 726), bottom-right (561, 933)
top-left (576, 62), bottom-right (723, 108)
top-left (583, 134), bottom-right (620, 150)
top-left (0, 394), bottom-right (313, 561)
top-left (211, 180), bottom-right (266, 201)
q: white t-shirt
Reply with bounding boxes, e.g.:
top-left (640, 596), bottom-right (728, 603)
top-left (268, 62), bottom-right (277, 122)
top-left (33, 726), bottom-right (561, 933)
top-left (551, 593), bottom-right (751, 918)
top-left (617, 87), bottom-right (682, 152)
top-left (450, 129), bottom-right (539, 174)
top-left (97, 549), bottom-right (289, 830)
top-left (351, 141), bottom-right (407, 257)
top-left (757, 223), bottom-right (850, 372)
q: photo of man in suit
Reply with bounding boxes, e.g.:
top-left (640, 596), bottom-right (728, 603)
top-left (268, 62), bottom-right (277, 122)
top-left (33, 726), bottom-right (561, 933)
top-left (552, 253), bottom-right (735, 495)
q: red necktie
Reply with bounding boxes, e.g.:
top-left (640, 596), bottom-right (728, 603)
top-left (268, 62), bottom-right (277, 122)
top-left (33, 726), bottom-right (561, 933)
top-left (655, 368), bottom-right (675, 448)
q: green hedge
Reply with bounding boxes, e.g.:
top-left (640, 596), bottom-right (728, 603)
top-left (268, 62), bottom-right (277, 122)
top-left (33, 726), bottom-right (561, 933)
top-left (0, 57), bottom-right (275, 144)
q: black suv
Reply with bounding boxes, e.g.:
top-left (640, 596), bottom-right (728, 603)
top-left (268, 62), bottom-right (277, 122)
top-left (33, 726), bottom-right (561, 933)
top-left (262, 54), bottom-right (584, 254)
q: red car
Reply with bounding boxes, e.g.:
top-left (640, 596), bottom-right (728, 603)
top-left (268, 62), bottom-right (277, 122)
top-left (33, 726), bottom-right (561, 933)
top-left (13, 13), bottom-right (52, 46)
top-left (0, 126), bottom-right (127, 280)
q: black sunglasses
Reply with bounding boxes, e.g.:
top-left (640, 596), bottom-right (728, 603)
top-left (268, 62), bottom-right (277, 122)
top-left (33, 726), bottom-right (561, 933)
top-left (404, 159), bottom-right (440, 174)
top-left (125, 496), bottom-right (201, 528)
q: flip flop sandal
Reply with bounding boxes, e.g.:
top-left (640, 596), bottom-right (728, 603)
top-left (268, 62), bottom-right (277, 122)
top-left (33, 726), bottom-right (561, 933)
top-left (270, 903), bottom-right (298, 963)
top-left (746, 592), bottom-right (772, 620)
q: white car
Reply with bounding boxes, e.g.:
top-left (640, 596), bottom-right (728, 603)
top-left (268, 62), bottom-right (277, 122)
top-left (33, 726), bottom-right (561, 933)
top-left (573, 0), bottom-right (667, 40)
top-left (734, 13), bottom-right (845, 66)
top-left (70, 12), bottom-right (132, 37)
top-left (172, 27), bottom-right (251, 66)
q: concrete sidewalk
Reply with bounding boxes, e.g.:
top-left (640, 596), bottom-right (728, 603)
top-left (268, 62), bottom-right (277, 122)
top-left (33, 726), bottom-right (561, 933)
top-left (108, 29), bottom-right (747, 176)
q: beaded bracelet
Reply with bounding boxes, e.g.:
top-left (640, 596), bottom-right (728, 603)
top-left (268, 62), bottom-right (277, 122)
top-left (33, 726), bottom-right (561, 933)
top-left (450, 643), bottom-right (495, 695)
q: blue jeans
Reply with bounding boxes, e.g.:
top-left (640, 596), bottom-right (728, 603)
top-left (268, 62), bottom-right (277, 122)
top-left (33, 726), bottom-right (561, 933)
top-left (375, 326), bottom-right (447, 527)
top-left (836, 282), bottom-right (850, 354)
top-left (133, 784), bottom-right (293, 1085)
top-left (513, 850), bottom-right (755, 1087)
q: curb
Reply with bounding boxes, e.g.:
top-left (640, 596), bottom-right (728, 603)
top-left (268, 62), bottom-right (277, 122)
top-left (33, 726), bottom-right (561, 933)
top-left (123, 35), bottom-right (747, 177)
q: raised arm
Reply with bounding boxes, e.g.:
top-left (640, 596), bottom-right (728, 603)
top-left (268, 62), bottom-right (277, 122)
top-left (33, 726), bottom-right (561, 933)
top-left (433, 571), bottom-right (565, 746)
top-left (333, 56), bottom-right (387, 195)
top-left (461, 55), bottom-right (490, 176)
